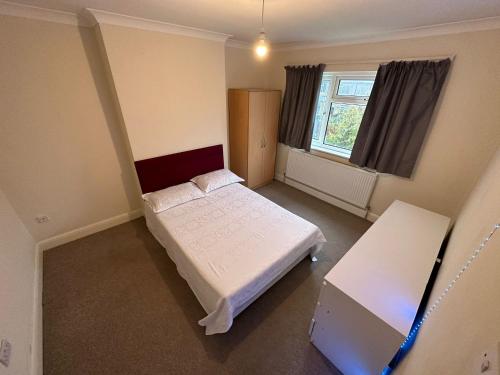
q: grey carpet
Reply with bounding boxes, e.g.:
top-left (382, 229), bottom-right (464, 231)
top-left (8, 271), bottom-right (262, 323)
top-left (43, 181), bottom-right (371, 375)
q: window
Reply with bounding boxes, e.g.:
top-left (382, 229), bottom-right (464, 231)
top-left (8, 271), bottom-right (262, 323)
top-left (312, 72), bottom-right (376, 158)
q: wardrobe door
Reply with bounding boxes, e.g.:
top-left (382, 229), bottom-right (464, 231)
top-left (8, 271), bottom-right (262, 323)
top-left (248, 91), bottom-right (266, 188)
top-left (262, 91), bottom-right (281, 183)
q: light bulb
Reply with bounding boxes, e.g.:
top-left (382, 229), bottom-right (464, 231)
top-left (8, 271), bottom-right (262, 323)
top-left (254, 32), bottom-right (270, 59)
top-left (255, 43), bottom-right (268, 58)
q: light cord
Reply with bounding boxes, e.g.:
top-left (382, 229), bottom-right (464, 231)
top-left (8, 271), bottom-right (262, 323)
top-left (261, 0), bottom-right (265, 30)
top-left (401, 222), bottom-right (500, 348)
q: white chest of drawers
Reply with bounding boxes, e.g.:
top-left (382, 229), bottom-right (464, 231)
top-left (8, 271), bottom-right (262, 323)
top-left (310, 200), bottom-right (450, 375)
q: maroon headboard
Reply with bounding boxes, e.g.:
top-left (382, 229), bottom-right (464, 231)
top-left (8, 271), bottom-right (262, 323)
top-left (134, 144), bottom-right (224, 194)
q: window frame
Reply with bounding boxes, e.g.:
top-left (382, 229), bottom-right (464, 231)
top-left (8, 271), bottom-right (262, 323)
top-left (311, 71), bottom-right (376, 159)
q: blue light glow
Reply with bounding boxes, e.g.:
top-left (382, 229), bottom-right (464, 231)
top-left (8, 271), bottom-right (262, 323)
top-left (384, 223), bottom-right (499, 374)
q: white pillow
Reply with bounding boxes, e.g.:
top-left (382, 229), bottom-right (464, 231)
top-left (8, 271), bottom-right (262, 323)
top-left (142, 182), bottom-right (205, 213)
top-left (190, 169), bottom-right (244, 193)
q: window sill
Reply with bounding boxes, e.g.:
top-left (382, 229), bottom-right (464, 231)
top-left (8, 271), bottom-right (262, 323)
top-left (310, 147), bottom-right (354, 166)
top-left (310, 144), bottom-right (352, 164)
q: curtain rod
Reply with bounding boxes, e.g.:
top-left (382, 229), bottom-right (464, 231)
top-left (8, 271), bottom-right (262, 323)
top-left (324, 54), bottom-right (456, 66)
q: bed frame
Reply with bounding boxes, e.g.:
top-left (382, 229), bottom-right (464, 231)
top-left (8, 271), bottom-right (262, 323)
top-left (134, 144), bottom-right (224, 194)
top-left (137, 143), bottom-right (323, 334)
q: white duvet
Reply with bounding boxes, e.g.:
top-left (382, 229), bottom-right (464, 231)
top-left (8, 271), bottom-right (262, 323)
top-left (145, 182), bottom-right (326, 334)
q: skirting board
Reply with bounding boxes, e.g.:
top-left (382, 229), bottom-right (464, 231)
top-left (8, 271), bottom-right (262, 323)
top-left (284, 177), bottom-right (368, 218)
top-left (37, 209), bottom-right (143, 251)
top-left (274, 173), bottom-right (286, 182)
top-left (366, 211), bottom-right (380, 222)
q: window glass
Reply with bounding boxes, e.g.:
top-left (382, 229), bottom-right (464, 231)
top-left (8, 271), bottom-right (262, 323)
top-left (311, 72), bottom-right (375, 158)
top-left (312, 77), bottom-right (332, 140)
top-left (324, 103), bottom-right (366, 151)
top-left (337, 79), bottom-right (374, 97)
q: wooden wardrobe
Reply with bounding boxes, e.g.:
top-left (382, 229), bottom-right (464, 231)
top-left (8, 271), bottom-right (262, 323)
top-left (228, 89), bottom-right (281, 189)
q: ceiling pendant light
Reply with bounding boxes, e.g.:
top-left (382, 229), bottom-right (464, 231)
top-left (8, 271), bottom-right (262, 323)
top-left (254, 0), bottom-right (270, 59)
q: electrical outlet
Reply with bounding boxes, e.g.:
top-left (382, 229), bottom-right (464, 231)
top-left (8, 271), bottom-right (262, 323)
top-left (35, 215), bottom-right (49, 224)
top-left (0, 339), bottom-right (11, 367)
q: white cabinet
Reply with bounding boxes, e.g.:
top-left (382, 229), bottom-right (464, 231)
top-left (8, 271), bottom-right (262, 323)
top-left (310, 200), bottom-right (450, 375)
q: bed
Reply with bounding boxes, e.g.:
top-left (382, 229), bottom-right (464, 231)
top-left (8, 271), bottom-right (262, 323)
top-left (135, 145), bottom-right (326, 334)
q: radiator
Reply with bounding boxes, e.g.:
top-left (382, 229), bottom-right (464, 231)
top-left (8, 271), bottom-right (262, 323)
top-left (284, 149), bottom-right (377, 218)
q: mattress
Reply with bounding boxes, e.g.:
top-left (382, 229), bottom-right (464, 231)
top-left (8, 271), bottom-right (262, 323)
top-left (145, 182), bottom-right (326, 334)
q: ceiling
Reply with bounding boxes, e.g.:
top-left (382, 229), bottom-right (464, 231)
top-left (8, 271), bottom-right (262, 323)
top-left (6, 0), bottom-right (500, 44)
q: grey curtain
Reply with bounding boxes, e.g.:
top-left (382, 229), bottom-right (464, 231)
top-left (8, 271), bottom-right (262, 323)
top-left (278, 64), bottom-right (326, 151)
top-left (349, 59), bottom-right (451, 178)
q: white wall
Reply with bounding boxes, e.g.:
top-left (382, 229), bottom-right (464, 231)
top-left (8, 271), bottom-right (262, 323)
top-left (225, 46), bottom-right (275, 90)
top-left (0, 15), bottom-right (141, 241)
top-left (250, 28), bottom-right (500, 220)
top-left (0, 14), bottom-right (231, 243)
top-left (396, 149), bottom-right (500, 374)
top-left (0, 188), bottom-right (37, 375)
top-left (96, 23), bottom-right (229, 164)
